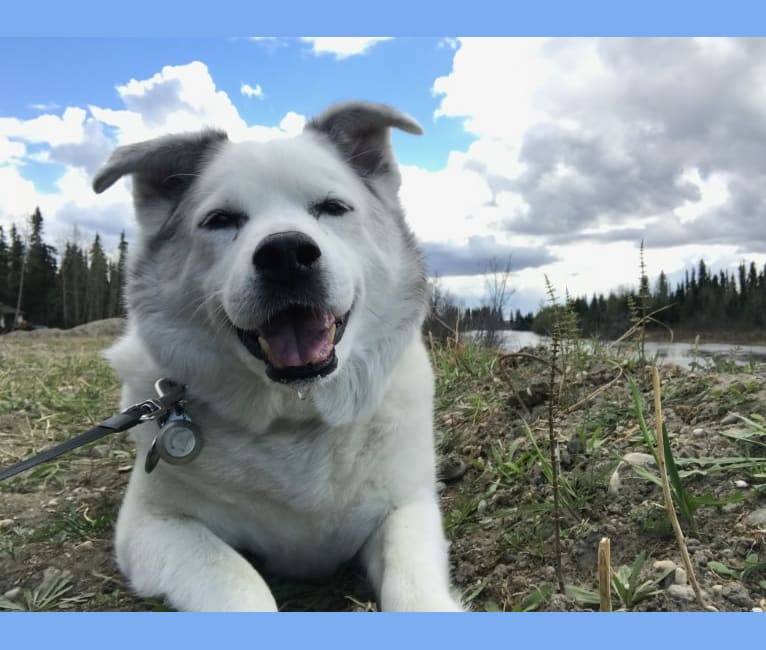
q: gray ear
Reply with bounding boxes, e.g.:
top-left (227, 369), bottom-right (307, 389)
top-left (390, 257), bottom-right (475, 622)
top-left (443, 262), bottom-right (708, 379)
top-left (307, 102), bottom-right (422, 183)
top-left (92, 129), bottom-right (228, 204)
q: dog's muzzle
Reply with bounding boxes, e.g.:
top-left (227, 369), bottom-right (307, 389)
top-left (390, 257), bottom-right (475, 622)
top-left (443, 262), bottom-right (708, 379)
top-left (236, 306), bottom-right (350, 383)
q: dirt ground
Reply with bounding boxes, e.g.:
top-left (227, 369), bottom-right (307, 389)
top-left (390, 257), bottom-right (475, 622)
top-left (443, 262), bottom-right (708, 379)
top-left (0, 329), bottom-right (764, 612)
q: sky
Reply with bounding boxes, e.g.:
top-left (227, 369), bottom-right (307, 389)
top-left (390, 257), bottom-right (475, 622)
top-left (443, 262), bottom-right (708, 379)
top-left (2, 36), bottom-right (766, 315)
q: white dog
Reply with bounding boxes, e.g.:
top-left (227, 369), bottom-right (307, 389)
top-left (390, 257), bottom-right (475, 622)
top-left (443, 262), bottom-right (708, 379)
top-left (93, 102), bottom-right (462, 612)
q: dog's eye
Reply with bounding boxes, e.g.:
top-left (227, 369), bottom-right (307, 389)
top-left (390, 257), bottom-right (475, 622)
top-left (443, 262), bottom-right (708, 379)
top-left (199, 210), bottom-right (248, 230)
top-left (312, 198), bottom-right (353, 218)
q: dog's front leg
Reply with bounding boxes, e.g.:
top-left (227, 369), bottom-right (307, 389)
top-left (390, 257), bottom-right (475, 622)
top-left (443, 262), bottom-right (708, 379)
top-left (361, 499), bottom-right (463, 611)
top-left (116, 504), bottom-right (278, 612)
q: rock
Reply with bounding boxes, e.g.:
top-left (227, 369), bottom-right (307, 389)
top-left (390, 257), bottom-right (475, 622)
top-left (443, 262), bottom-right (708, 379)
top-left (653, 560), bottom-right (677, 572)
top-left (547, 593), bottom-right (571, 612)
top-left (91, 444), bottom-right (111, 458)
top-left (674, 567), bottom-right (688, 586)
top-left (3, 587), bottom-right (21, 600)
top-left (745, 508), bottom-right (766, 528)
top-left (75, 540), bottom-right (94, 551)
top-left (437, 456), bottom-right (467, 483)
top-left (720, 413), bottom-right (740, 425)
top-left (722, 583), bottom-right (754, 608)
top-left (0, 518), bottom-right (14, 530)
top-left (711, 584), bottom-right (723, 594)
top-left (476, 499), bottom-right (488, 514)
top-left (623, 452), bottom-right (656, 466)
top-left (692, 427), bottom-right (704, 435)
top-left (667, 584), bottom-right (696, 602)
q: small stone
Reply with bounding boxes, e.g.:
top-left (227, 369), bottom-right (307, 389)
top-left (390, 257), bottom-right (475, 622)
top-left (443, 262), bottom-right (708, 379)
top-left (653, 559), bottom-right (677, 572)
top-left (692, 427), bottom-right (704, 435)
top-left (476, 499), bottom-right (488, 514)
top-left (674, 567), bottom-right (688, 586)
top-left (437, 456), bottom-right (467, 483)
top-left (46, 498), bottom-right (58, 508)
top-left (745, 508), bottom-right (766, 528)
top-left (3, 587), bottom-right (21, 600)
top-left (623, 452), bottom-right (656, 466)
top-left (720, 412), bottom-right (740, 425)
top-left (722, 583), bottom-right (754, 608)
top-left (117, 465), bottom-right (133, 473)
top-left (75, 540), bottom-right (94, 551)
top-left (0, 518), bottom-right (14, 530)
top-left (734, 480), bottom-right (749, 489)
top-left (667, 584), bottom-right (696, 602)
top-left (91, 444), bottom-right (110, 458)
top-left (711, 584), bottom-right (723, 594)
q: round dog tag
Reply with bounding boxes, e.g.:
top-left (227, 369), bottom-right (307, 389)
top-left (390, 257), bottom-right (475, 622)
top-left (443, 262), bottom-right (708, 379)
top-left (156, 419), bottom-right (203, 464)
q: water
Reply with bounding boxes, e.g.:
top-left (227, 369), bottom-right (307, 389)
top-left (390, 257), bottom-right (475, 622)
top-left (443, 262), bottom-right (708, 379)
top-left (490, 330), bottom-right (766, 369)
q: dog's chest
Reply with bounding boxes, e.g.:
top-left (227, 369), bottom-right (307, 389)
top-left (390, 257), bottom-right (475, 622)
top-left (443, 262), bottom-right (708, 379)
top-left (162, 416), bottom-right (390, 576)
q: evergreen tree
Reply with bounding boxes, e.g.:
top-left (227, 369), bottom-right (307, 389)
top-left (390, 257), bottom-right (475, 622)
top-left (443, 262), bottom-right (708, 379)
top-left (0, 226), bottom-right (8, 305)
top-left (8, 224), bottom-right (26, 318)
top-left (23, 208), bottom-right (58, 325)
top-left (86, 234), bottom-right (109, 322)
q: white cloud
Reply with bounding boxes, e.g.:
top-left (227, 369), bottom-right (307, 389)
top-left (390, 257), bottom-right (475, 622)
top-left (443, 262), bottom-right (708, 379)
top-left (0, 106), bottom-right (88, 146)
top-left (240, 82), bottom-right (264, 98)
top-left (300, 37), bottom-right (392, 59)
top-left (88, 61), bottom-right (304, 145)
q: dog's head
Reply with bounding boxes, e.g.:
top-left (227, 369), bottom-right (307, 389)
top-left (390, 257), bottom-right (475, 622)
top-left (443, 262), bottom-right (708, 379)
top-left (94, 102), bottom-right (427, 425)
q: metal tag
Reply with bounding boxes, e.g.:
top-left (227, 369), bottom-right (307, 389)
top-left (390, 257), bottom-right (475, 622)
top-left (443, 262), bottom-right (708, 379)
top-left (144, 408), bottom-right (203, 473)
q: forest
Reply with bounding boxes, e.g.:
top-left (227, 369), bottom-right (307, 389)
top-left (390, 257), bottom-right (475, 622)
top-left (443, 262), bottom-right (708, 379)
top-left (0, 209), bottom-right (126, 330)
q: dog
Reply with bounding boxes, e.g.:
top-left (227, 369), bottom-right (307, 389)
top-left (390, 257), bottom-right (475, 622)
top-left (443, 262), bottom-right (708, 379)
top-left (92, 101), bottom-right (462, 612)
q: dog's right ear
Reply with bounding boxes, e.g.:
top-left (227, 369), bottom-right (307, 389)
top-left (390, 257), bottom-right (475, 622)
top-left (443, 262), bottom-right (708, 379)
top-left (93, 130), bottom-right (228, 209)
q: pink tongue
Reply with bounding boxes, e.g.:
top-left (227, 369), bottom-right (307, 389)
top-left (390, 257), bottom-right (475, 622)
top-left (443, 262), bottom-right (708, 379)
top-left (262, 311), bottom-right (333, 368)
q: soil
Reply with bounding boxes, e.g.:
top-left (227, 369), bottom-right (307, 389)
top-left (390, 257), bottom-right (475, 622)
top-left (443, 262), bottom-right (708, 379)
top-left (0, 329), bottom-right (764, 612)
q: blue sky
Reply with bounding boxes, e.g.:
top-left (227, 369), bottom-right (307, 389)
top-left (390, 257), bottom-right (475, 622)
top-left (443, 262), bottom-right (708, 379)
top-left (2, 36), bottom-right (766, 314)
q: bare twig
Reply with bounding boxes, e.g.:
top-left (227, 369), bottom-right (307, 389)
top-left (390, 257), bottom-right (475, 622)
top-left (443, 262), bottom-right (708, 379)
top-left (564, 365), bottom-right (626, 414)
top-left (598, 537), bottom-right (612, 612)
top-left (652, 366), bottom-right (716, 612)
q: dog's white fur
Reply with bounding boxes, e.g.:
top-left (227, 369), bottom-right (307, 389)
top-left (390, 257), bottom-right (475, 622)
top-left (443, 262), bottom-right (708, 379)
top-left (94, 102), bottom-right (461, 612)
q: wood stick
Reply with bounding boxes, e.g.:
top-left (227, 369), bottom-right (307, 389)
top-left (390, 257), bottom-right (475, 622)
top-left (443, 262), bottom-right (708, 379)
top-left (598, 537), bottom-right (612, 612)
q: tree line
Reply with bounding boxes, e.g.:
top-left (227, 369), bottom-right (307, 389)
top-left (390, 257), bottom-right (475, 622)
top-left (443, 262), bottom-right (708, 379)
top-left (0, 208), bottom-right (127, 330)
top-left (532, 257), bottom-right (766, 340)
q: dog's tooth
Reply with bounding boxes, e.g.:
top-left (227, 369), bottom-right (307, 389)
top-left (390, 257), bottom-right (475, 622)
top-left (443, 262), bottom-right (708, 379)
top-left (258, 336), bottom-right (270, 353)
top-left (328, 322), bottom-right (336, 343)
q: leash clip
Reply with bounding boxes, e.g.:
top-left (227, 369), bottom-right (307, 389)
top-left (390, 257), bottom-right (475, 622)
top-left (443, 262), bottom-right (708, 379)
top-left (129, 378), bottom-right (186, 422)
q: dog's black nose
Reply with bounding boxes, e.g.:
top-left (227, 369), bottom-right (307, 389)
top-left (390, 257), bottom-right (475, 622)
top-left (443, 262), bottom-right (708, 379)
top-left (253, 231), bottom-right (322, 278)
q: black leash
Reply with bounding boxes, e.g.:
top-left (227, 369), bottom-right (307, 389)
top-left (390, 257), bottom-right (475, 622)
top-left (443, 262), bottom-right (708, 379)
top-left (0, 379), bottom-right (185, 483)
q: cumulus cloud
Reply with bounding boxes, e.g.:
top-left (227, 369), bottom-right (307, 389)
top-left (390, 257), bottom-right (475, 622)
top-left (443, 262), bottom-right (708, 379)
top-left (89, 61), bottom-right (305, 145)
top-left (433, 38), bottom-right (766, 251)
top-left (300, 37), bottom-right (392, 59)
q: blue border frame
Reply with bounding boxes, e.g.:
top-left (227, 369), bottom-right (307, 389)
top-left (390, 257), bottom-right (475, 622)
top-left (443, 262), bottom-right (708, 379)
top-left (2, 0), bottom-right (766, 36)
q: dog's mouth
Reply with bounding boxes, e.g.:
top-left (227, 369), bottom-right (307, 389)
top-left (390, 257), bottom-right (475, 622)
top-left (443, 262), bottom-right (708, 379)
top-left (235, 305), bottom-right (350, 383)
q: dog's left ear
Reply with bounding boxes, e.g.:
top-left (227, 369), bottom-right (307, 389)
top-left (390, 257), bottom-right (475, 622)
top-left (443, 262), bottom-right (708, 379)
top-left (308, 101), bottom-right (422, 192)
